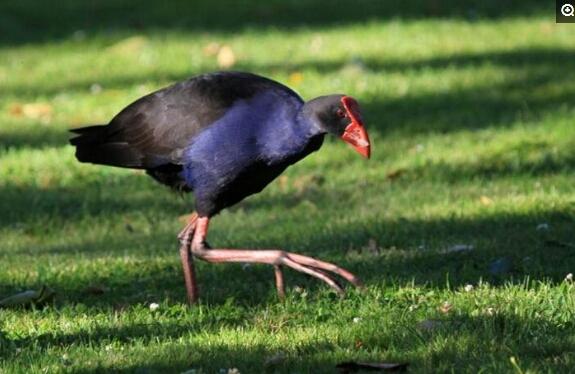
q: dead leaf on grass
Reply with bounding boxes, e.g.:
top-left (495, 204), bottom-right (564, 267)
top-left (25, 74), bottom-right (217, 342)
top-left (288, 72), bottom-right (304, 86)
top-left (217, 45), bottom-right (236, 69)
top-left (9, 102), bottom-right (53, 122)
top-left (203, 42), bottom-right (222, 56)
top-left (386, 168), bottom-right (406, 181)
top-left (439, 301), bottom-right (453, 314)
top-left (336, 361), bottom-right (408, 373)
top-left (479, 195), bottom-right (493, 206)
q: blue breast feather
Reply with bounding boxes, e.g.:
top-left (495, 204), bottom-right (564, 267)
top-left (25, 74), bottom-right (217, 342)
top-left (180, 90), bottom-right (318, 195)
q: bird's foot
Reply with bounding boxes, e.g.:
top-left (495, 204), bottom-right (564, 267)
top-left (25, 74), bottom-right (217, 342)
top-left (189, 246), bottom-right (362, 298)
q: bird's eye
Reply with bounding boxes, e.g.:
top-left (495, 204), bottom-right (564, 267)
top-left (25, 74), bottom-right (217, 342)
top-left (336, 109), bottom-right (346, 118)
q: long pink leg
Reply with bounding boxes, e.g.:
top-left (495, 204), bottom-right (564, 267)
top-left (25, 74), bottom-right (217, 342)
top-left (274, 265), bottom-right (285, 299)
top-left (186, 216), bottom-right (361, 299)
top-left (178, 213), bottom-right (199, 304)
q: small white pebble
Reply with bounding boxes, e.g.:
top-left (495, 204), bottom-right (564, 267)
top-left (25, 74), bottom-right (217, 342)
top-left (565, 273), bottom-right (573, 282)
top-left (353, 317), bottom-right (362, 323)
top-left (446, 244), bottom-right (474, 253)
top-left (149, 302), bottom-right (160, 311)
top-left (228, 368), bottom-right (240, 374)
top-left (90, 83), bottom-right (103, 94)
top-left (180, 370), bottom-right (197, 374)
top-left (536, 223), bottom-right (549, 231)
top-left (464, 284), bottom-right (474, 292)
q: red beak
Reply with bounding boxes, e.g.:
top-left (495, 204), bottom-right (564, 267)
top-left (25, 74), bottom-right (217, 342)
top-left (340, 96), bottom-right (370, 159)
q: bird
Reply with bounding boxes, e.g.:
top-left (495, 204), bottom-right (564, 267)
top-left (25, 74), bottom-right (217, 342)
top-left (70, 71), bottom-right (370, 304)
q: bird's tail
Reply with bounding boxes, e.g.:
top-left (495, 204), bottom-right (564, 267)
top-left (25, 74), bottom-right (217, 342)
top-left (69, 124), bottom-right (144, 168)
top-left (69, 124), bottom-right (108, 145)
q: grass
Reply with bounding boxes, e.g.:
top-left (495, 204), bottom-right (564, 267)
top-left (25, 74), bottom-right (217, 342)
top-left (1, 1), bottom-right (575, 372)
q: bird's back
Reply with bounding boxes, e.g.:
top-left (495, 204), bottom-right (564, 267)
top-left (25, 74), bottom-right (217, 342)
top-left (70, 72), bottom-right (301, 170)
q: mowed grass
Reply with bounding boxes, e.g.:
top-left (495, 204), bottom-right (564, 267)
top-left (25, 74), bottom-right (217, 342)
top-left (1, 1), bottom-right (575, 372)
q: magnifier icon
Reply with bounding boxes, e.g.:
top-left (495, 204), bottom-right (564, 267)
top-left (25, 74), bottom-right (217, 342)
top-left (561, 3), bottom-right (575, 16)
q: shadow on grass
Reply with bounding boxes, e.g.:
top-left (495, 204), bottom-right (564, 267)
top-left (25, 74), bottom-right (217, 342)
top-left (0, 0), bottom-right (547, 46)
top-left (2, 201), bottom-right (574, 306)
top-left (2, 313), bottom-right (574, 373)
top-left (1, 140), bottom-right (575, 300)
top-left (2, 47), bottom-right (574, 150)
top-left (0, 174), bottom-right (187, 229)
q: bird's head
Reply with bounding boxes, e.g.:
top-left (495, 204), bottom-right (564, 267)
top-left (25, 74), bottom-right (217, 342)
top-left (305, 95), bottom-right (370, 158)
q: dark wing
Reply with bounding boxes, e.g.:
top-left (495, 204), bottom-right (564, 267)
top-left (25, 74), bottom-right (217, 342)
top-left (70, 71), bottom-right (301, 169)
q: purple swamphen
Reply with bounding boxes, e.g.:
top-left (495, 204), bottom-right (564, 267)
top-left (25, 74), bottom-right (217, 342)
top-left (70, 71), bottom-right (371, 303)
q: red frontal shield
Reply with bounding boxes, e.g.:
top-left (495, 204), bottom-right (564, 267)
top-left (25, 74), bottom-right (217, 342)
top-left (340, 96), bottom-right (370, 158)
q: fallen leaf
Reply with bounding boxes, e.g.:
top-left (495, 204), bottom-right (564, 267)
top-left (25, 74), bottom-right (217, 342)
top-left (9, 102), bottom-right (53, 122)
top-left (8, 103), bottom-right (23, 117)
top-left (479, 195), bottom-right (493, 206)
top-left (288, 72), bottom-right (304, 85)
top-left (386, 168), bottom-right (406, 181)
top-left (203, 42), bottom-right (221, 56)
top-left (217, 45), bottom-right (236, 69)
top-left (277, 175), bottom-right (289, 191)
top-left (0, 285), bottom-right (55, 308)
top-left (439, 301), bottom-right (453, 314)
top-left (336, 361), bottom-right (408, 373)
top-left (24, 103), bottom-right (53, 121)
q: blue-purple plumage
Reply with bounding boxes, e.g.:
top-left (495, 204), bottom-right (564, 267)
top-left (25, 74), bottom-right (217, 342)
top-left (180, 89), bottom-right (324, 214)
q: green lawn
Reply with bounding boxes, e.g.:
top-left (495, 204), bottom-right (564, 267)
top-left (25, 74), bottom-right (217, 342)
top-left (1, 1), bottom-right (575, 372)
